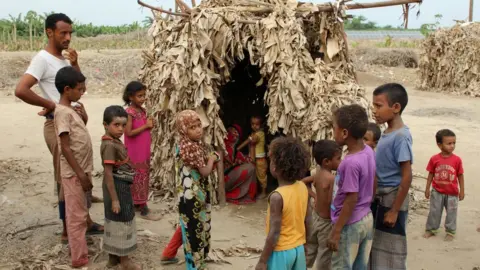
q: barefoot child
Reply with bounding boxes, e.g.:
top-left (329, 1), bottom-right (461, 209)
top-left (54, 66), bottom-right (92, 268)
top-left (238, 116), bottom-right (268, 198)
top-left (175, 110), bottom-right (219, 270)
top-left (371, 83), bottom-right (413, 270)
top-left (305, 140), bottom-right (341, 270)
top-left (328, 104), bottom-right (375, 270)
top-left (256, 137), bottom-right (311, 270)
top-left (424, 129), bottom-right (464, 241)
top-left (101, 105), bottom-right (140, 269)
top-left (364, 122), bottom-right (381, 150)
top-left (123, 81), bottom-right (159, 220)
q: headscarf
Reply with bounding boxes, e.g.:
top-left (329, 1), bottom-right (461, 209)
top-left (176, 110), bottom-right (207, 169)
top-left (224, 124), bottom-right (248, 167)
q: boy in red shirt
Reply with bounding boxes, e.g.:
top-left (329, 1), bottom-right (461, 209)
top-left (424, 129), bottom-right (464, 241)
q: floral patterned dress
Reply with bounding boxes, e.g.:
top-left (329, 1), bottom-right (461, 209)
top-left (175, 146), bottom-right (211, 270)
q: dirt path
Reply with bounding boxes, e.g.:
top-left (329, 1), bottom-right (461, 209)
top-left (1, 80), bottom-right (480, 269)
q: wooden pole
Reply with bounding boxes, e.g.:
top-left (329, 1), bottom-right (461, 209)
top-left (317, 0), bottom-right (422, 12)
top-left (469, 0), bottom-right (474, 22)
top-left (215, 146), bottom-right (226, 205)
top-left (403, 4), bottom-right (409, 29)
top-left (29, 21), bottom-right (33, 50)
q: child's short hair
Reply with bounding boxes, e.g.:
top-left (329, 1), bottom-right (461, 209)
top-left (435, 129), bottom-right (456, 144)
top-left (313, 140), bottom-right (341, 165)
top-left (270, 137), bottom-right (310, 183)
top-left (122, 81), bottom-right (146, 105)
top-left (367, 122), bottom-right (381, 142)
top-left (251, 115), bottom-right (264, 123)
top-left (334, 104), bottom-right (368, 140)
top-left (103, 105), bottom-right (128, 124)
top-left (55, 66), bottom-right (86, 94)
top-left (373, 83), bottom-right (408, 114)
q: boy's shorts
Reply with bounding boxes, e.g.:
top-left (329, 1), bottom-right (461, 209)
top-left (268, 245), bottom-right (306, 270)
top-left (306, 211), bottom-right (332, 269)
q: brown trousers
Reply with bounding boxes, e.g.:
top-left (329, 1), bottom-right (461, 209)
top-left (44, 119), bottom-right (62, 200)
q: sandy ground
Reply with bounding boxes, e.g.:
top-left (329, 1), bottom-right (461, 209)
top-left (1, 50), bottom-right (480, 269)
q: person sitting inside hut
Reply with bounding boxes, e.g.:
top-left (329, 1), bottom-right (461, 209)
top-left (224, 124), bottom-right (257, 204)
top-left (238, 115), bottom-right (268, 199)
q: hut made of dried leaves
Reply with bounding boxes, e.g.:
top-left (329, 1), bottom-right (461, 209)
top-left (139, 0), bottom-right (383, 201)
top-left (419, 22), bottom-right (480, 97)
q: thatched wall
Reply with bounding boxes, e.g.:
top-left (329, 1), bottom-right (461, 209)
top-left (139, 0), bottom-right (372, 198)
top-left (419, 22), bottom-right (480, 96)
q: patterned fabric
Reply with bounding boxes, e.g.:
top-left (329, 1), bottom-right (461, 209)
top-left (100, 136), bottom-right (137, 257)
top-left (176, 146), bottom-right (211, 270)
top-left (370, 186), bottom-right (409, 270)
top-left (124, 106), bottom-right (151, 205)
top-left (256, 157), bottom-right (268, 189)
top-left (224, 125), bottom-right (256, 204)
top-left (176, 110), bottom-right (207, 169)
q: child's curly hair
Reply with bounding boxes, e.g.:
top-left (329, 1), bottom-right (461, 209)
top-left (269, 137), bottom-right (310, 183)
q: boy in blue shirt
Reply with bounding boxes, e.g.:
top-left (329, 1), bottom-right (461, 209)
top-left (370, 83), bottom-right (413, 270)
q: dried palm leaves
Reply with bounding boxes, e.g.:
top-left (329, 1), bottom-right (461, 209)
top-left (139, 0), bottom-right (372, 198)
top-left (419, 22), bottom-right (480, 97)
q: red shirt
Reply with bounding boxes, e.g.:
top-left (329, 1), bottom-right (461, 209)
top-left (426, 153), bottom-right (464, 195)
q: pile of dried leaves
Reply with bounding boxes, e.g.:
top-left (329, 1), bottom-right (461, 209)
top-left (419, 22), bottom-right (480, 96)
top-left (140, 0), bottom-right (372, 198)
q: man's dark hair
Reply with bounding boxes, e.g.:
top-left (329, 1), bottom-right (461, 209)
top-left (436, 129), bottom-right (456, 144)
top-left (103, 105), bottom-right (128, 124)
top-left (45, 13), bottom-right (73, 30)
top-left (373, 83), bottom-right (408, 114)
top-left (55, 66), bottom-right (86, 94)
top-left (313, 140), bottom-right (341, 166)
top-left (367, 122), bottom-right (382, 142)
top-left (334, 104), bottom-right (369, 140)
top-left (270, 137), bottom-right (310, 183)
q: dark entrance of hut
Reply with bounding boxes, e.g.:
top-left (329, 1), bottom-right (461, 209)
top-left (218, 53), bottom-right (280, 194)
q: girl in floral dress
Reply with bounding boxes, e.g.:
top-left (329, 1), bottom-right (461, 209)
top-left (123, 81), bottom-right (159, 220)
top-left (175, 110), bottom-right (219, 270)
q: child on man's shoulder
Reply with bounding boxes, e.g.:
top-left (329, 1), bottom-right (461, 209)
top-left (305, 140), bottom-right (341, 270)
top-left (256, 137), bottom-right (311, 270)
top-left (424, 129), bottom-right (464, 241)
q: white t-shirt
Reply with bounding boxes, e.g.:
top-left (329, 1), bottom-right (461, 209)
top-left (25, 50), bottom-right (70, 103)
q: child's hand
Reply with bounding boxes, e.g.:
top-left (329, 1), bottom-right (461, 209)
top-left (146, 118), bottom-right (154, 129)
top-left (73, 102), bottom-right (87, 119)
top-left (383, 210), bottom-right (398, 227)
top-left (425, 189), bottom-right (430, 199)
top-left (112, 200), bottom-right (120, 214)
top-left (459, 190), bottom-right (465, 201)
top-left (327, 230), bottom-right (340, 251)
top-left (255, 262), bottom-right (267, 270)
top-left (79, 172), bottom-right (93, 192)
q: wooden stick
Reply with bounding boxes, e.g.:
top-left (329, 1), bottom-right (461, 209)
top-left (175, 0), bottom-right (192, 12)
top-left (317, 0), bottom-right (423, 12)
top-left (215, 146), bottom-right (226, 205)
top-left (191, 0), bottom-right (196, 7)
top-left (137, 0), bottom-right (189, 17)
top-left (469, 0), bottom-right (474, 22)
top-left (10, 222), bottom-right (57, 236)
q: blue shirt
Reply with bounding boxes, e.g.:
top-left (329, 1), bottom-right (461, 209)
top-left (376, 125), bottom-right (413, 187)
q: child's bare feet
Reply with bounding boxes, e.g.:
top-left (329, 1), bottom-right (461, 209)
top-left (445, 234), bottom-right (454, 241)
top-left (477, 226), bottom-right (480, 232)
top-left (139, 206), bottom-right (162, 221)
top-left (257, 191), bottom-right (267, 200)
top-left (120, 257), bottom-right (142, 270)
top-left (423, 231), bottom-right (435, 238)
top-left (107, 254), bottom-right (120, 268)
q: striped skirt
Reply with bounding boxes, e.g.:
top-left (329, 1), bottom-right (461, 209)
top-left (103, 176), bottom-right (137, 256)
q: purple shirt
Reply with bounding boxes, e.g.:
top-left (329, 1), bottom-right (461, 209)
top-left (331, 145), bottom-right (375, 224)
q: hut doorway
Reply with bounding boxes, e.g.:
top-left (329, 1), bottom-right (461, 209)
top-left (218, 54), bottom-right (280, 193)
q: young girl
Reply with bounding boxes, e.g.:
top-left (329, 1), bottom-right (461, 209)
top-left (176, 110), bottom-right (219, 270)
top-left (256, 137), bottom-right (311, 270)
top-left (123, 81), bottom-right (159, 220)
top-left (101, 105), bottom-right (140, 270)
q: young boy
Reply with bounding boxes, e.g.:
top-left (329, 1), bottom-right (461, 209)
top-left (256, 137), bottom-right (311, 270)
top-left (371, 83), bottom-right (413, 270)
top-left (328, 104), bottom-right (375, 270)
top-left (424, 129), bottom-right (464, 241)
top-left (238, 116), bottom-right (268, 198)
top-left (364, 122), bottom-right (381, 149)
top-left (101, 105), bottom-right (140, 269)
top-left (305, 140), bottom-right (341, 270)
top-left (54, 66), bottom-right (92, 268)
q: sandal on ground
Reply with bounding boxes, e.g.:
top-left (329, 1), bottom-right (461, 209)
top-left (140, 206), bottom-right (162, 221)
top-left (160, 258), bottom-right (179, 265)
top-left (86, 222), bottom-right (104, 235)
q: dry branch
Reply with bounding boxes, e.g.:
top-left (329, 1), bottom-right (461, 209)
top-left (137, 0), bottom-right (189, 17)
top-left (316, 0), bottom-right (422, 12)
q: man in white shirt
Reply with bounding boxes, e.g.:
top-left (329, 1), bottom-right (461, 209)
top-left (15, 13), bottom-right (103, 243)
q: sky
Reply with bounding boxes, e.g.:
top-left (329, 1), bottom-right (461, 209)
top-left (1, 0), bottom-right (477, 29)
